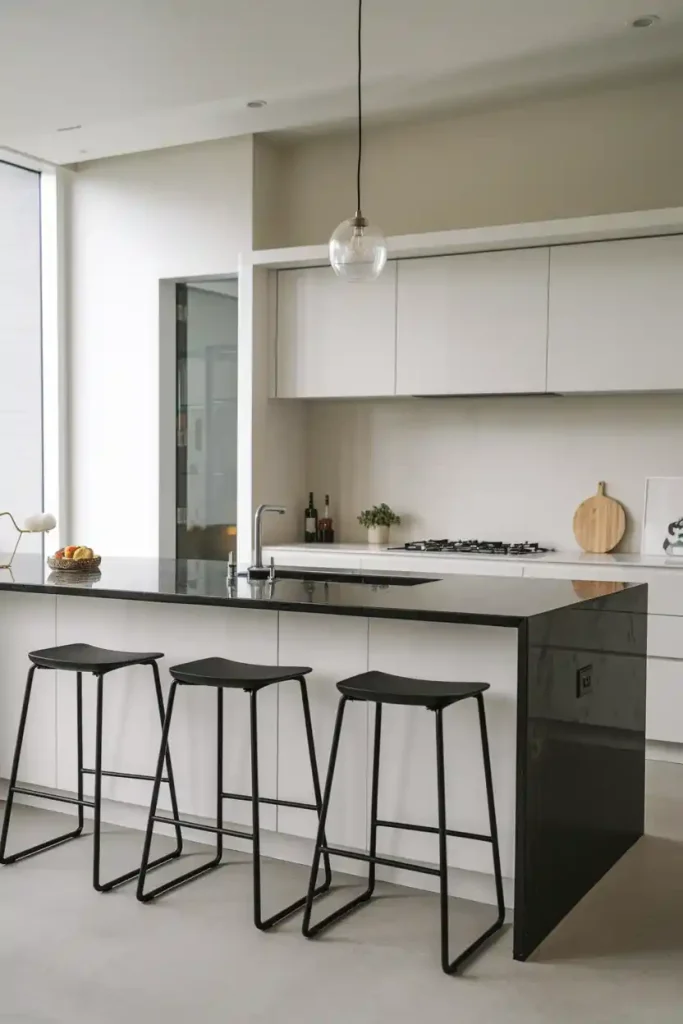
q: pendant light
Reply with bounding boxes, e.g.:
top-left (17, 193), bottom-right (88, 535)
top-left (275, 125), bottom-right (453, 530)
top-left (329, 0), bottom-right (387, 282)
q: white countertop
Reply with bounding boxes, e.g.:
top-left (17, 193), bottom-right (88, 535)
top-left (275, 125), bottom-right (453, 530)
top-left (264, 542), bottom-right (683, 571)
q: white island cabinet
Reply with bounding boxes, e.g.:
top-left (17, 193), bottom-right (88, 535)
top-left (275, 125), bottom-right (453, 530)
top-left (547, 234), bottom-right (683, 393)
top-left (395, 248), bottom-right (550, 396)
top-left (276, 263), bottom-right (397, 398)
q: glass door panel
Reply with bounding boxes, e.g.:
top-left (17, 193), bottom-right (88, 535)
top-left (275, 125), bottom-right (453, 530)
top-left (175, 281), bottom-right (238, 561)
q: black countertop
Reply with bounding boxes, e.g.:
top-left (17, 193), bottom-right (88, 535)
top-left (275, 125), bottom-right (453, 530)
top-left (0, 555), bottom-right (645, 627)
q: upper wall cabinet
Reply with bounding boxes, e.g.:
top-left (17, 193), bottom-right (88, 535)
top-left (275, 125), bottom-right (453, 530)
top-left (276, 263), bottom-right (397, 398)
top-left (547, 235), bottom-right (683, 393)
top-left (395, 248), bottom-right (550, 396)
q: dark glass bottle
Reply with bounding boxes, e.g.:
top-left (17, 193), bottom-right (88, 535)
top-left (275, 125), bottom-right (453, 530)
top-left (304, 492), bottom-right (318, 543)
top-left (318, 494), bottom-right (335, 543)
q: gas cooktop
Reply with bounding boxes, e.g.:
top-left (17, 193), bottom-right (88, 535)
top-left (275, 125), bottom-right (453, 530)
top-left (388, 540), bottom-right (554, 557)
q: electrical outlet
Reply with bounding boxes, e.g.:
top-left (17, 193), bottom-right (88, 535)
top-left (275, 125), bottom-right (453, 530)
top-left (576, 664), bottom-right (593, 699)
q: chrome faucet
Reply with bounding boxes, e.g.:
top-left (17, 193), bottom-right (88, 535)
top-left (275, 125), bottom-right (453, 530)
top-left (248, 504), bottom-right (286, 579)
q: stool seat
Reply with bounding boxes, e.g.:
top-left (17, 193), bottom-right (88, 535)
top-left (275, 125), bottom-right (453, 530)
top-left (337, 670), bottom-right (489, 709)
top-left (170, 657), bottom-right (312, 690)
top-left (29, 643), bottom-right (164, 674)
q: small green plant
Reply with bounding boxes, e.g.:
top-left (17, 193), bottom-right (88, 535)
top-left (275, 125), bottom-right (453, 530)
top-left (357, 504), bottom-right (401, 529)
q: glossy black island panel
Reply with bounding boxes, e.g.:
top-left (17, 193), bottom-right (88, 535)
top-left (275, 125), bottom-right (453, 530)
top-left (514, 582), bottom-right (647, 960)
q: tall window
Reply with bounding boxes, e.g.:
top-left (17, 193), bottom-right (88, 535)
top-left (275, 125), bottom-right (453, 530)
top-left (0, 160), bottom-right (43, 557)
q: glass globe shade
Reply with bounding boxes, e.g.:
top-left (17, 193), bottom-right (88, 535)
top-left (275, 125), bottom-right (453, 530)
top-left (329, 215), bottom-right (387, 282)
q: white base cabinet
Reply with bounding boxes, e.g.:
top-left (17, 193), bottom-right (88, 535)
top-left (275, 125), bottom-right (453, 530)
top-left (277, 611), bottom-right (369, 848)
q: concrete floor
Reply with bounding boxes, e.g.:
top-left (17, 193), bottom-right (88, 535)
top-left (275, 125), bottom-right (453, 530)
top-left (1, 761), bottom-right (683, 1023)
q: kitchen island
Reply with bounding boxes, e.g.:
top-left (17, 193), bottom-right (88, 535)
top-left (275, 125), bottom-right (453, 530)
top-left (0, 556), bottom-right (647, 960)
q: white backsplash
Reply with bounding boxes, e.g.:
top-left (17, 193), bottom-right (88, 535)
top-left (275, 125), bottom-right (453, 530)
top-left (306, 393), bottom-right (683, 552)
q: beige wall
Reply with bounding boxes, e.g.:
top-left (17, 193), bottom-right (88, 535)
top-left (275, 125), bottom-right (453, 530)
top-left (68, 137), bottom-right (254, 556)
top-left (252, 136), bottom-right (286, 250)
top-left (306, 394), bottom-right (683, 552)
top-left (273, 71), bottom-right (683, 247)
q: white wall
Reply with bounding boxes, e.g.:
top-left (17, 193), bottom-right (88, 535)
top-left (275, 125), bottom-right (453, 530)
top-left (0, 161), bottom-right (43, 556)
top-left (274, 70), bottom-right (683, 246)
top-left (68, 137), bottom-right (253, 555)
top-left (306, 394), bottom-right (683, 550)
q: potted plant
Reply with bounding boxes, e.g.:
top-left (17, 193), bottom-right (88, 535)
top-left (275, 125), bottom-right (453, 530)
top-left (357, 504), bottom-right (401, 545)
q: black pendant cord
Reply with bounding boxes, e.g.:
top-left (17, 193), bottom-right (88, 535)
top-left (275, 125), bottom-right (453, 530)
top-left (356, 0), bottom-right (363, 218)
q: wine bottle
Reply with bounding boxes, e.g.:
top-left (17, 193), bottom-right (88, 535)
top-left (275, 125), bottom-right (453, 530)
top-left (304, 492), bottom-right (318, 543)
top-left (318, 494), bottom-right (335, 544)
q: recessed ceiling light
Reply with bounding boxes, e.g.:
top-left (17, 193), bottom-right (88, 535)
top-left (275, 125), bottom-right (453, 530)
top-left (247, 99), bottom-right (266, 109)
top-left (56, 124), bottom-right (82, 132)
top-left (631, 14), bottom-right (661, 27)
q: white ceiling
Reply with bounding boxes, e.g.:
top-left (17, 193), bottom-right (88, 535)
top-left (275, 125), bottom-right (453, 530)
top-left (2, 0), bottom-right (683, 165)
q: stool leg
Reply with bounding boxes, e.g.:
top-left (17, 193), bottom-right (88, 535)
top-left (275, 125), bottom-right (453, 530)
top-left (92, 673), bottom-right (105, 890)
top-left (303, 695), bottom-right (376, 938)
top-left (435, 705), bottom-right (451, 973)
top-left (137, 682), bottom-right (224, 902)
top-left (435, 699), bottom-right (505, 974)
top-left (477, 693), bottom-right (506, 930)
top-left (367, 702), bottom-right (382, 897)
top-left (303, 697), bottom-right (380, 939)
top-left (298, 677), bottom-right (332, 891)
top-left (0, 666), bottom-right (84, 864)
top-left (250, 680), bottom-right (332, 931)
top-left (96, 665), bottom-right (190, 893)
top-left (250, 689), bottom-right (263, 926)
top-left (150, 661), bottom-right (183, 858)
top-left (75, 673), bottom-right (85, 834)
top-left (216, 686), bottom-right (224, 862)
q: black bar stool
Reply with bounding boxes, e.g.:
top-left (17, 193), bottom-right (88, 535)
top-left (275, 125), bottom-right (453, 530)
top-left (137, 657), bottom-right (332, 930)
top-left (0, 643), bottom-right (183, 891)
top-left (302, 670), bottom-right (505, 974)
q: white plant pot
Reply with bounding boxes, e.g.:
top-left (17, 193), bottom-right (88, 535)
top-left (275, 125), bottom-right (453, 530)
top-left (367, 525), bottom-right (389, 545)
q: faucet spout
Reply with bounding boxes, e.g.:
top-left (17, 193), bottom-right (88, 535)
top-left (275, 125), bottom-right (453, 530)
top-left (249, 504), bottom-right (286, 578)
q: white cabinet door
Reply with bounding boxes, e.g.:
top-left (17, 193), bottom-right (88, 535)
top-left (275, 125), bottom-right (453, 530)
top-left (646, 659), bottom-right (683, 744)
top-left (276, 263), bottom-right (397, 398)
top-left (276, 612), bottom-right (369, 849)
top-left (367, 618), bottom-right (518, 878)
top-left (547, 235), bottom-right (683, 392)
top-left (0, 592), bottom-right (57, 788)
top-left (395, 248), bottom-right (549, 396)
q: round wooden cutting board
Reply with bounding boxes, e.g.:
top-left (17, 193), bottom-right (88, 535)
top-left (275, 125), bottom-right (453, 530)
top-left (573, 482), bottom-right (626, 554)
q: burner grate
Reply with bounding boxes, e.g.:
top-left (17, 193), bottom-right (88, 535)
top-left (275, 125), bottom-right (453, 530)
top-left (389, 539), bottom-right (553, 556)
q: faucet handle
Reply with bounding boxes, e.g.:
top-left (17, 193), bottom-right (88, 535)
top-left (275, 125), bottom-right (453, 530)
top-left (268, 556), bottom-right (276, 582)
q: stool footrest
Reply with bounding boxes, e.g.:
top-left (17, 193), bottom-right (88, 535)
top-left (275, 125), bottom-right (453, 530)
top-left (222, 790), bottom-right (318, 812)
top-left (319, 844), bottom-right (441, 878)
top-left (11, 785), bottom-right (94, 809)
top-left (153, 813), bottom-right (253, 842)
top-left (375, 818), bottom-right (492, 843)
top-left (82, 768), bottom-right (169, 784)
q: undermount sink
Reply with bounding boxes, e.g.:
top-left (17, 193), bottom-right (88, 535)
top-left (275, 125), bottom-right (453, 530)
top-left (274, 568), bottom-right (438, 587)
